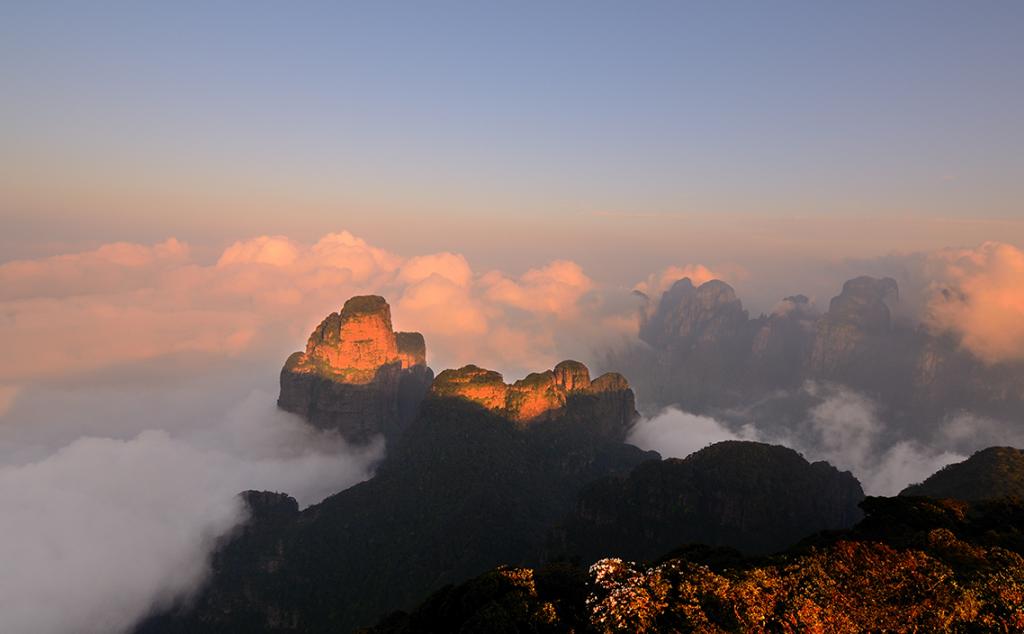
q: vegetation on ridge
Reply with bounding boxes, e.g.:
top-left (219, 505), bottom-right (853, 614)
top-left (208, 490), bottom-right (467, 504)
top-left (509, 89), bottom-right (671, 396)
top-left (370, 496), bottom-right (1024, 633)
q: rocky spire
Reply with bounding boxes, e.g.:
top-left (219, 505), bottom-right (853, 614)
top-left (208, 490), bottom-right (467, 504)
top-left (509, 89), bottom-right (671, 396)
top-left (430, 360), bottom-right (634, 435)
top-left (639, 278), bottom-right (749, 349)
top-left (278, 296), bottom-right (433, 443)
top-left (290, 295), bottom-right (425, 384)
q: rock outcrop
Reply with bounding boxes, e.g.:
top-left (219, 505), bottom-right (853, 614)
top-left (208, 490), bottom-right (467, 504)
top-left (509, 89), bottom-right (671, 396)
top-left (639, 278), bottom-right (749, 351)
top-left (430, 360), bottom-right (636, 438)
top-left (278, 295), bottom-right (433, 443)
top-left (807, 275), bottom-right (899, 375)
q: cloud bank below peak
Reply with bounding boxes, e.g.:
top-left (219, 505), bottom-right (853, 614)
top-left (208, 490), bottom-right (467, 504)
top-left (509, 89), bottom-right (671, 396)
top-left (0, 389), bottom-right (381, 634)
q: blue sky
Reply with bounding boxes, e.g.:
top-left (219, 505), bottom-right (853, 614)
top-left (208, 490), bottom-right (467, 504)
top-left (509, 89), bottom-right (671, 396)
top-left (2, 2), bottom-right (1023, 268)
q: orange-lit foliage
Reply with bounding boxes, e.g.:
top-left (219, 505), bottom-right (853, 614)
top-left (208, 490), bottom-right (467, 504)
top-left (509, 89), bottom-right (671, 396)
top-left (587, 532), bottom-right (1024, 633)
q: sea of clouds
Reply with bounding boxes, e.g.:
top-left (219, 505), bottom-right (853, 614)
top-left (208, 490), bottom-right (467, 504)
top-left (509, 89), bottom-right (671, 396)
top-left (1, 231), bottom-right (1023, 632)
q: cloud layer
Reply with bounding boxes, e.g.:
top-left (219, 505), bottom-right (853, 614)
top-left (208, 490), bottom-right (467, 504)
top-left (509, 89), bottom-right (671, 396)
top-left (923, 241), bottom-right (1024, 363)
top-left (0, 390), bottom-right (380, 634)
top-left (0, 231), bottom-right (618, 389)
top-left (627, 383), bottom-right (967, 497)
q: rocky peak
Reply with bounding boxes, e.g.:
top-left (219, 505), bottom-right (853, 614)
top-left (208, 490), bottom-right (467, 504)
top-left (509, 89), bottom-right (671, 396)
top-left (278, 295), bottom-right (434, 443)
top-left (431, 360), bottom-right (632, 425)
top-left (431, 364), bottom-right (509, 410)
top-left (807, 276), bottom-right (900, 375)
top-left (825, 276), bottom-right (899, 334)
top-left (239, 490), bottom-right (300, 523)
top-left (395, 331), bottom-right (427, 369)
top-left (553, 360), bottom-right (591, 391)
top-left (640, 278), bottom-right (749, 348)
top-left (590, 372), bottom-right (630, 393)
top-left (507, 371), bottom-right (563, 421)
top-left (695, 279), bottom-right (739, 306)
top-left (301, 295), bottom-right (405, 383)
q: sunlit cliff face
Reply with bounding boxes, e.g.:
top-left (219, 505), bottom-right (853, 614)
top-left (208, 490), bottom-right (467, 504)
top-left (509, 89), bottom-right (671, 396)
top-left (277, 295), bottom-right (434, 444)
top-left (431, 360), bottom-right (630, 424)
top-left (288, 295), bottom-right (426, 384)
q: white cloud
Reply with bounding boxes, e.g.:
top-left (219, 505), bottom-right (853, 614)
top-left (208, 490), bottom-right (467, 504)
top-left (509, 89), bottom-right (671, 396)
top-left (627, 407), bottom-right (759, 459)
top-left (627, 387), bottom-right (967, 497)
top-left (0, 390), bottom-right (380, 634)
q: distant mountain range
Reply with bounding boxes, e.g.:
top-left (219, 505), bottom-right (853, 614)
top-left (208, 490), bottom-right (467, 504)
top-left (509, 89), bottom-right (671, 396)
top-left (612, 276), bottom-right (1024, 440)
top-left (137, 293), bottom-right (1024, 633)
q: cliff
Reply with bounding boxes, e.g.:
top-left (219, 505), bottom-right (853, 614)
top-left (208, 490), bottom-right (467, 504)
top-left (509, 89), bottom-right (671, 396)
top-left (278, 295), bottom-right (433, 443)
top-left (806, 275), bottom-right (899, 375)
top-left (430, 360), bottom-right (635, 438)
top-left (639, 278), bottom-right (750, 352)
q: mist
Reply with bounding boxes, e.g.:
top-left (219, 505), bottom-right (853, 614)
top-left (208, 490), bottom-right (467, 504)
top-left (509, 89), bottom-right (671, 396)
top-left (626, 385), bottom-right (972, 497)
top-left (0, 379), bottom-right (381, 634)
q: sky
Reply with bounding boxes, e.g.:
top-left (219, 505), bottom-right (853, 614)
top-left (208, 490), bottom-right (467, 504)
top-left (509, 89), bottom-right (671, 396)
top-left (1, 5), bottom-right (1024, 632)
top-left (2, 2), bottom-right (1023, 280)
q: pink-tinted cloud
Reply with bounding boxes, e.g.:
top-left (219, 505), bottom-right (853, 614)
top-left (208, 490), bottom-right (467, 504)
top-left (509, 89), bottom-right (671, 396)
top-left (396, 252), bottom-right (474, 287)
top-left (0, 295), bottom-right (262, 382)
top-left (310, 232), bottom-right (402, 282)
top-left (480, 260), bottom-right (593, 317)
top-left (0, 386), bottom-right (19, 417)
top-left (633, 264), bottom-right (721, 297)
top-left (0, 238), bottom-right (189, 300)
top-left (7, 233), bottom-right (1023, 383)
top-left (397, 258), bottom-right (600, 372)
top-left (396, 275), bottom-right (488, 336)
top-left (0, 233), bottom-right (401, 383)
top-left (0, 233), bottom-right (613, 384)
top-left (924, 242), bottom-right (1024, 363)
top-left (217, 235), bottom-right (301, 268)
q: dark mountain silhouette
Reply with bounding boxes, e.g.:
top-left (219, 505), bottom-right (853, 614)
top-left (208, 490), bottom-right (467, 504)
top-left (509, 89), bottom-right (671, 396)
top-left (372, 495), bottom-right (1024, 632)
top-left (551, 441), bottom-right (864, 561)
top-left (901, 446), bottom-right (1024, 501)
top-left (138, 348), bottom-right (654, 632)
